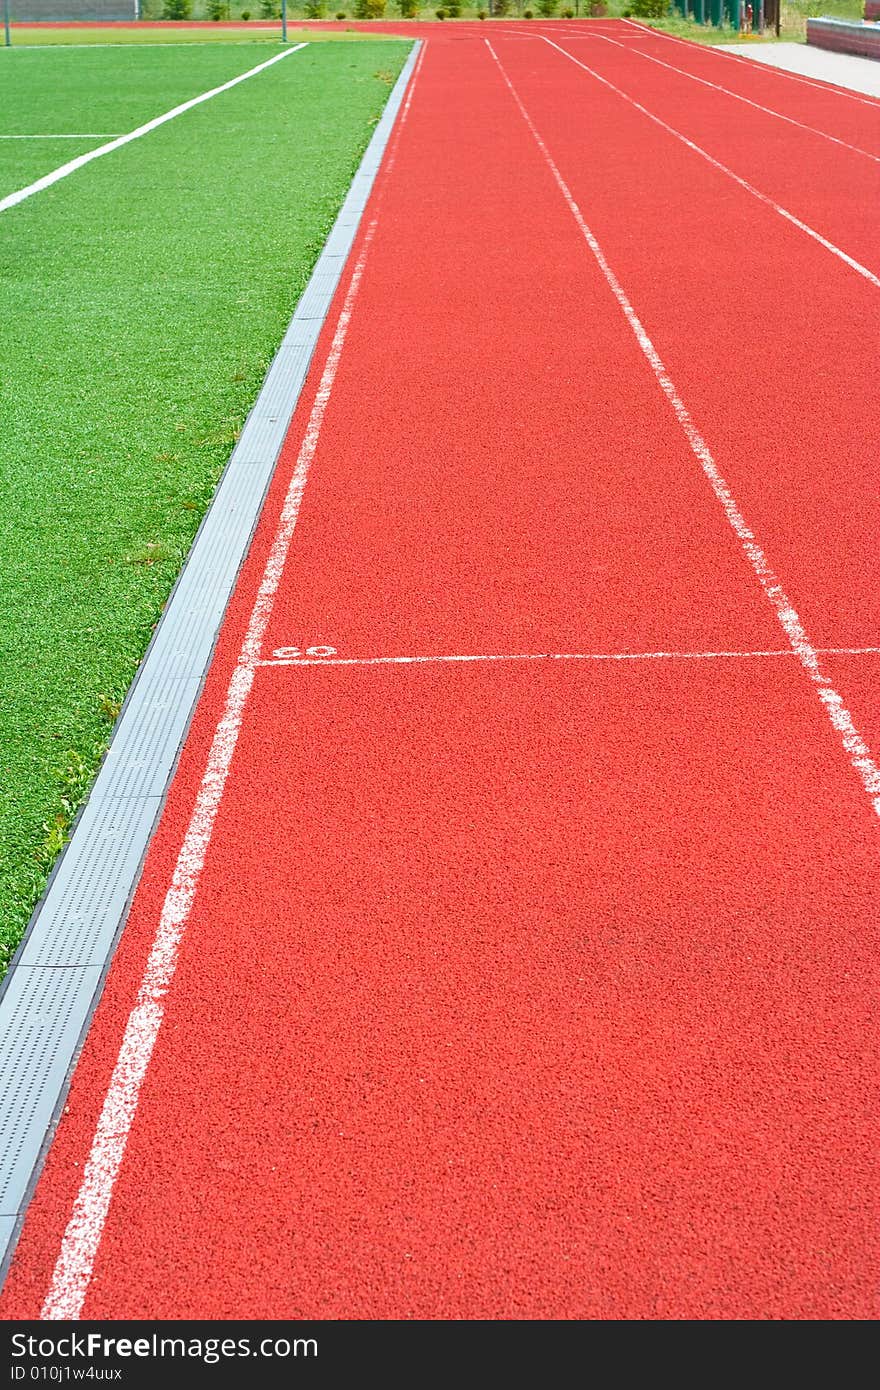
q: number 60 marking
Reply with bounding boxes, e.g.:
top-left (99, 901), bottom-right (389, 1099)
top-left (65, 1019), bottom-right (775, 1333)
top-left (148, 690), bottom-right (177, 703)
top-left (272, 645), bottom-right (337, 659)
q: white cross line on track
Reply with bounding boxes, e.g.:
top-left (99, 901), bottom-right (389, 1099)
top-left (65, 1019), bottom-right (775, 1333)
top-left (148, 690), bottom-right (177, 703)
top-left (556, 29), bottom-right (880, 165)
top-left (0, 43), bottom-right (307, 216)
top-left (538, 36), bottom-right (880, 290)
top-left (258, 646), bottom-right (880, 669)
top-left (486, 37), bottom-right (880, 824)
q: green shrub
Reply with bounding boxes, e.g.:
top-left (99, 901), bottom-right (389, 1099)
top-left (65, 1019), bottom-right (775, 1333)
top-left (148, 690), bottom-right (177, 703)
top-left (630, 0), bottom-right (667, 14)
top-left (590, 0), bottom-right (608, 13)
top-left (562, 6), bottom-right (575, 14)
top-left (353, 0), bottom-right (386, 13)
top-left (205, 0), bottom-right (230, 16)
top-left (398, 0), bottom-right (418, 13)
top-left (305, 0), bottom-right (327, 13)
top-left (537, 0), bottom-right (558, 12)
top-left (444, 0), bottom-right (460, 11)
top-left (161, 0), bottom-right (192, 17)
top-left (492, 0), bottom-right (510, 12)
top-left (523, 7), bottom-right (533, 14)
top-left (436, 5), bottom-right (445, 12)
top-left (258, 0), bottom-right (280, 15)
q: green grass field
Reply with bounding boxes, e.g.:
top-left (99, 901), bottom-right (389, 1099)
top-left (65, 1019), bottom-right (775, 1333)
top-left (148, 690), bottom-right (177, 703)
top-left (0, 37), bottom-right (408, 976)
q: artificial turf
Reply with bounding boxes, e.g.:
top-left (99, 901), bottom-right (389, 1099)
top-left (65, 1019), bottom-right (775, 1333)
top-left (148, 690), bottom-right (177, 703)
top-left (0, 38), bottom-right (408, 975)
top-left (0, 43), bottom-right (309, 194)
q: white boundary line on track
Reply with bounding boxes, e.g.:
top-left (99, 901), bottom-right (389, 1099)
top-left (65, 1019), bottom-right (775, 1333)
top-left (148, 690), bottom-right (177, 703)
top-left (538, 36), bottom-right (880, 290)
top-left (41, 228), bottom-right (375, 1326)
top-left (39, 40), bottom-right (427, 1324)
top-left (618, 17), bottom-right (880, 110)
top-left (561, 29), bottom-right (880, 165)
top-left (258, 645), bottom-right (880, 669)
top-left (0, 44), bottom-right (306, 216)
top-left (486, 38), bottom-right (880, 825)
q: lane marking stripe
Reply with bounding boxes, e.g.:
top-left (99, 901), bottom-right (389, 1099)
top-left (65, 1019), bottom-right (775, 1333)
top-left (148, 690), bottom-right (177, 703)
top-left (40, 239), bottom-right (372, 1330)
top-left (259, 646), bottom-right (880, 668)
top-left (486, 38), bottom-right (880, 821)
top-left (38, 41), bottom-right (426, 1323)
top-left (617, 18), bottom-right (880, 110)
top-left (581, 30), bottom-right (880, 165)
top-left (539, 37), bottom-right (880, 290)
top-left (0, 44), bottom-right (306, 215)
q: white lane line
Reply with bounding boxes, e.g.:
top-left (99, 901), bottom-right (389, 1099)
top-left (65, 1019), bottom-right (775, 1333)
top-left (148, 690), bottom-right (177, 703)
top-left (486, 38), bottom-right (880, 823)
top-left (618, 18), bottom-right (880, 110)
top-left (259, 646), bottom-right (880, 668)
top-left (40, 41), bottom-right (426, 1323)
top-left (567, 30), bottom-right (880, 165)
top-left (40, 226), bottom-right (375, 1324)
top-left (0, 134), bottom-right (123, 140)
top-left (0, 44), bottom-right (306, 216)
top-left (539, 37), bottom-right (880, 290)
top-left (383, 38), bottom-right (425, 175)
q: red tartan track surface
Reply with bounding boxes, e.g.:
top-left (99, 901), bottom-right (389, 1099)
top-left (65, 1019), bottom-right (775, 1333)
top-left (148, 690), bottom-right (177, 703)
top-left (2, 21), bottom-right (879, 1321)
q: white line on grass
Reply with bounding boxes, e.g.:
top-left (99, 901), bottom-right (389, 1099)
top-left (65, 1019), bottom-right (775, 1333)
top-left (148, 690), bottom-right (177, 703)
top-left (538, 37), bottom-right (880, 290)
top-left (0, 134), bottom-right (123, 140)
top-left (558, 29), bottom-right (880, 165)
top-left (39, 40), bottom-right (426, 1322)
top-left (259, 646), bottom-right (880, 668)
top-left (0, 44), bottom-right (307, 216)
top-left (486, 38), bottom-right (880, 824)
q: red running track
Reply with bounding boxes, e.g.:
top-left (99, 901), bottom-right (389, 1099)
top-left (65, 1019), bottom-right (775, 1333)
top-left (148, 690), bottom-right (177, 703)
top-left (2, 25), bottom-right (879, 1321)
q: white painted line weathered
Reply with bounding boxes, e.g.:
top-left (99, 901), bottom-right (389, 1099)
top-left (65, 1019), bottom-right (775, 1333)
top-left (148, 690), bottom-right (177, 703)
top-left (257, 646), bottom-right (880, 669)
top-left (580, 30), bottom-right (880, 166)
top-left (0, 134), bottom-right (123, 140)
